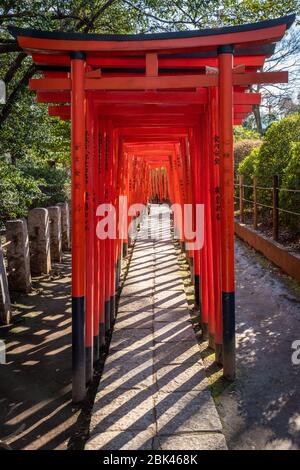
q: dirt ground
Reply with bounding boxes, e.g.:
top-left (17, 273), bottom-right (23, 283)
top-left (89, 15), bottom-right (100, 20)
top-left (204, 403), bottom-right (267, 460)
top-left (0, 255), bottom-right (97, 450)
top-left (0, 241), bottom-right (299, 450)
top-left (207, 239), bottom-right (300, 450)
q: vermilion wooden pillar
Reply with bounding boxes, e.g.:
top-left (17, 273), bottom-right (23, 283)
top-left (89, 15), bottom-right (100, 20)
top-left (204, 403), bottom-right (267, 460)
top-left (98, 119), bottom-right (106, 347)
top-left (85, 95), bottom-right (94, 383)
top-left (189, 128), bottom-right (201, 312)
top-left (218, 45), bottom-right (236, 380)
top-left (71, 52), bottom-right (86, 403)
top-left (93, 115), bottom-right (100, 358)
top-left (210, 88), bottom-right (222, 364)
top-left (104, 123), bottom-right (111, 332)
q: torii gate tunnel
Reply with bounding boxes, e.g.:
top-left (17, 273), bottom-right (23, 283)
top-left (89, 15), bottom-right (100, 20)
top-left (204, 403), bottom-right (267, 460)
top-left (10, 14), bottom-right (295, 402)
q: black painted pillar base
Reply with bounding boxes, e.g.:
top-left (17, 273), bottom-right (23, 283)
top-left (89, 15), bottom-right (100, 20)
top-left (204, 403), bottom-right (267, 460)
top-left (180, 241), bottom-right (185, 252)
top-left (123, 242), bottom-right (128, 257)
top-left (93, 335), bottom-right (99, 362)
top-left (222, 291), bottom-right (235, 380)
top-left (215, 343), bottom-right (223, 365)
top-left (72, 296), bottom-right (86, 403)
top-left (116, 259), bottom-right (121, 290)
top-left (189, 257), bottom-right (194, 283)
top-left (99, 322), bottom-right (106, 349)
top-left (105, 299), bottom-right (111, 332)
top-left (202, 322), bottom-right (209, 340)
top-left (110, 295), bottom-right (116, 323)
top-left (194, 274), bottom-right (200, 309)
top-left (209, 332), bottom-right (215, 351)
top-left (85, 346), bottom-right (93, 384)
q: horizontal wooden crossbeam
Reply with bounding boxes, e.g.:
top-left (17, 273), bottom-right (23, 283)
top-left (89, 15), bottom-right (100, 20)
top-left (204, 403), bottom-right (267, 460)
top-left (30, 71), bottom-right (288, 92)
top-left (37, 90), bottom-right (261, 105)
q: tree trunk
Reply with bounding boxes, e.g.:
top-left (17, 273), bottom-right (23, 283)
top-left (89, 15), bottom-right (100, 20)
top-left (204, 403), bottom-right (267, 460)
top-left (253, 104), bottom-right (263, 135)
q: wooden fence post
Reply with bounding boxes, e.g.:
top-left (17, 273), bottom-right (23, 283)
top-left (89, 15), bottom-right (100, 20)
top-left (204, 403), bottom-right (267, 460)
top-left (273, 175), bottom-right (279, 241)
top-left (253, 176), bottom-right (257, 230)
top-left (239, 175), bottom-right (244, 223)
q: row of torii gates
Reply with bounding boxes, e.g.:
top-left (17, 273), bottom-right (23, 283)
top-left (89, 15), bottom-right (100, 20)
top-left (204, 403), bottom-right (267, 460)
top-left (10, 14), bottom-right (294, 402)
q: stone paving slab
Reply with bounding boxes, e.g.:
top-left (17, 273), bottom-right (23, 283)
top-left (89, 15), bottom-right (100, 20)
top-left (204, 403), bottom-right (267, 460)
top-left (118, 296), bottom-right (153, 312)
top-left (105, 348), bottom-right (153, 367)
top-left (86, 205), bottom-right (226, 451)
top-left (155, 363), bottom-right (208, 392)
top-left (154, 272), bottom-right (180, 283)
top-left (154, 433), bottom-right (227, 450)
top-left (154, 281), bottom-right (185, 292)
top-left (99, 360), bottom-right (154, 391)
top-left (91, 388), bottom-right (155, 433)
top-left (154, 341), bottom-right (202, 366)
top-left (154, 322), bottom-right (196, 343)
top-left (121, 285), bottom-right (153, 297)
top-left (114, 311), bottom-right (153, 330)
top-left (153, 295), bottom-right (188, 310)
top-left (110, 328), bottom-right (154, 351)
top-left (153, 308), bottom-right (190, 323)
top-left (155, 391), bottom-right (223, 434)
top-left (86, 430), bottom-right (154, 450)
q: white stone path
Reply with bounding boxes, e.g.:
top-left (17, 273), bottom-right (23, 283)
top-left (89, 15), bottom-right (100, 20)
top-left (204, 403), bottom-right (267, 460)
top-left (86, 205), bottom-right (227, 450)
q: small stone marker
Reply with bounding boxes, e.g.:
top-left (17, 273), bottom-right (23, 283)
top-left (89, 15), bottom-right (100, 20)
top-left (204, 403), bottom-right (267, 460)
top-left (48, 206), bottom-right (62, 262)
top-left (0, 239), bottom-right (11, 324)
top-left (57, 202), bottom-right (71, 251)
top-left (6, 219), bottom-right (31, 293)
top-left (28, 208), bottom-right (51, 275)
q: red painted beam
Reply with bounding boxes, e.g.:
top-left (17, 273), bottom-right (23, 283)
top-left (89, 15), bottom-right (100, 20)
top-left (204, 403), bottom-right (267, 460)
top-left (233, 71), bottom-right (288, 85)
top-left (85, 74), bottom-right (218, 90)
top-left (31, 72), bottom-right (285, 93)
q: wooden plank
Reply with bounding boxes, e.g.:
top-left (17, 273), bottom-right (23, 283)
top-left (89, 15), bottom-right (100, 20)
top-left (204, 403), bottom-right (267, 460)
top-left (29, 78), bottom-right (71, 91)
top-left (234, 71), bottom-right (288, 85)
top-left (146, 53), bottom-right (158, 76)
top-left (31, 72), bottom-right (285, 93)
top-left (85, 74), bottom-right (218, 90)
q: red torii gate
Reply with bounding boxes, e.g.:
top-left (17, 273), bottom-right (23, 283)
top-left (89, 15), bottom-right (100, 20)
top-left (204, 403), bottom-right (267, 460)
top-left (9, 14), bottom-right (295, 402)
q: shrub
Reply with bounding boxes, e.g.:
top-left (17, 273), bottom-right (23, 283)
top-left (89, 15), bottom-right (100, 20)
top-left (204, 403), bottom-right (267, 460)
top-left (255, 114), bottom-right (300, 187)
top-left (280, 142), bottom-right (300, 229)
top-left (238, 146), bottom-right (260, 183)
top-left (238, 114), bottom-right (300, 230)
top-left (234, 139), bottom-right (261, 174)
top-left (233, 125), bottom-right (260, 142)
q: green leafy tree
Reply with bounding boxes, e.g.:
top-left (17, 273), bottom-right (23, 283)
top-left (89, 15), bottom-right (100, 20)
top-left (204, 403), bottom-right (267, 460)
top-left (0, 160), bottom-right (43, 224)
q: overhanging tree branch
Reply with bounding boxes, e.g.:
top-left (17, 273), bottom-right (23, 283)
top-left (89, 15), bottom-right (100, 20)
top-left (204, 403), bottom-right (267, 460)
top-left (0, 64), bottom-right (36, 127)
top-left (75, 0), bottom-right (118, 32)
top-left (4, 52), bottom-right (27, 84)
top-left (0, 42), bottom-right (21, 53)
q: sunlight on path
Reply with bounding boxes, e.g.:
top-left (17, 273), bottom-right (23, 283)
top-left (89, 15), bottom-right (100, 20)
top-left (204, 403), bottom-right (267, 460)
top-left (86, 205), bottom-right (227, 450)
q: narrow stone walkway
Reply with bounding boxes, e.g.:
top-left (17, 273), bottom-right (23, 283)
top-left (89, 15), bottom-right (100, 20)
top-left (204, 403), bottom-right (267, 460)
top-left (86, 204), bottom-right (227, 450)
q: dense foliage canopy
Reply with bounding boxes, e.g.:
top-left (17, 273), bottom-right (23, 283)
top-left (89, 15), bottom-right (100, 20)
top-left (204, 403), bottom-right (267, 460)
top-left (0, 1), bottom-right (299, 224)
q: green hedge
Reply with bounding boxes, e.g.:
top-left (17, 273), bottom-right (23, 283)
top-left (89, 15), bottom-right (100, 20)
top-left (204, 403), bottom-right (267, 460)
top-left (238, 114), bottom-right (300, 229)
